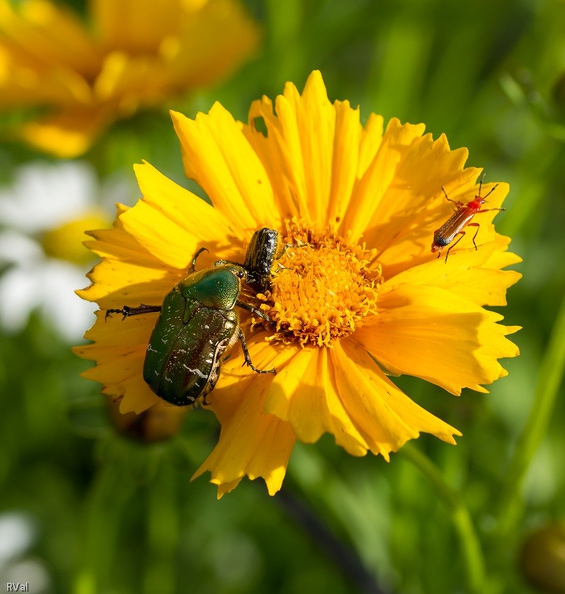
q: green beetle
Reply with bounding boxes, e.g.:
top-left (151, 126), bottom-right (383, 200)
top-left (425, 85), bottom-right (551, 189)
top-left (106, 240), bottom-right (277, 407)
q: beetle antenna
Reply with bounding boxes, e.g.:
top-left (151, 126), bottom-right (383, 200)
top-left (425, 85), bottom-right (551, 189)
top-left (441, 187), bottom-right (457, 205)
top-left (478, 173), bottom-right (486, 197)
top-left (481, 183), bottom-right (499, 200)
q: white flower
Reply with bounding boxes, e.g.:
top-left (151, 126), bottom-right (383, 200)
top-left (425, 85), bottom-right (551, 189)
top-left (0, 161), bottom-right (130, 341)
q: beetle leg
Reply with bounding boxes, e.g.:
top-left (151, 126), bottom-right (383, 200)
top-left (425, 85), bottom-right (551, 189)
top-left (476, 207), bottom-right (505, 214)
top-left (105, 304), bottom-right (161, 320)
top-left (190, 247), bottom-right (209, 272)
top-left (236, 300), bottom-right (274, 324)
top-left (443, 232), bottom-right (466, 263)
top-left (276, 241), bottom-right (299, 259)
top-left (200, 363), bottom-right (222, 407)
top-left (273, 243), bottom-right (308, 274)
top-left (467, 222), bottom-right (481, 250)
top-left (469, 207), bottom-right (504, 250)
top-left (238, 329), bottom-right (276, 375)
top-left (277, 243), bottom-right (291, 259)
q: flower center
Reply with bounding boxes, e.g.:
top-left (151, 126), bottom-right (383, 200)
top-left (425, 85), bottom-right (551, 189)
top-left (255, 221), bottom-right (382, 347)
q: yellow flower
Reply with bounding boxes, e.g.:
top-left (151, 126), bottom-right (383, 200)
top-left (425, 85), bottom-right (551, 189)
top-left (0, 0), bottom-right (260, 157)
top-left (107, 398), bottom-right (187, 444)
top-left (75, 71), bottom-right (521, 497)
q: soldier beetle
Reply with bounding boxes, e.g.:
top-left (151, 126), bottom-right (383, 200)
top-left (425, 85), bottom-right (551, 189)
top-left (431, 179), bottom-right (505, 263)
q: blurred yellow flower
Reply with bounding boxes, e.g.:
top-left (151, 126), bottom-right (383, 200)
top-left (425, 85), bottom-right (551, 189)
top-left (75, 71), bottom-right (521, 497)
top-left (0, 160), bottom-right (122, 340)
top-left (0, 0), bottom-right (260, 157)
top-left (107, 398), bottom-right (187, 444)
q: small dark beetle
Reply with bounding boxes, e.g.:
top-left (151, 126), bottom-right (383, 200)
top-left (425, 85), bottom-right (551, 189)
top-left (217, 228), bottom-right (280, 293)
top-left (106, 248), bottom-right (276, 407)
top-left (241, 228), bottom-right (280, 292)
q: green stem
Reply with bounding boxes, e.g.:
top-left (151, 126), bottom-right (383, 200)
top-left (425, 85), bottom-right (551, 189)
top-left (144, 464), bottom-right (179, 594)
top-left (73, 448), bottom-right (135, 594)
top-left (496, 292), bottom-right (565, 535)
top-left (401, 444), bottom-right (487, 594)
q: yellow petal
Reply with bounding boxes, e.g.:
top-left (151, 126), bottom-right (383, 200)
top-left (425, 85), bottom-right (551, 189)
top-left (384, 237), bottom-right (522, 307)
top-left (0, 0), bottom-right (100, 72)
top-left (93, 52), bottom-right (165, 107)
top-left (326, 99), bottom-right (364, 223)
top-left (164, 0), bottom-right (261, 88)
top-left (375, 177), bottom-right (506, 279)
top-left (342, 117), bottom-right (427, 241)
top-left (281, 70), bottom-right (337, 224)
top-left (120, 161), bottom-right (236, 270)
top-left (171, 106), bottom-right (279, 232)
top-left (358, 113), bottom-right (384, 177)
top-left (107, 397), bottom-right (187, 443)
top-left (79, 223), bottom-right (180, 308)
top-left (17, 109), bottom-right (109, 157)
top-left (345, 122), bottom-right (485, 264)
top-left (357, 283), bottom-right (520, 394)
top-left (265, 347), bottom-right (371, 456)
top-left (247, 70), bottom-right (355, 226)
top-left (333, 340), bottom-right (461, 458)
top-left (192, 372), bottom-right (296, 497)
top-left (74, 310), bottom-right (160, 413)
top-left (92, 0), bottom-right (184, 51)
top-left (42, 209), bottom-right (110, 265)
top-left (208, 330), bottom-right (291, 397)
top-left (93, 0), bottom-right (260, 90)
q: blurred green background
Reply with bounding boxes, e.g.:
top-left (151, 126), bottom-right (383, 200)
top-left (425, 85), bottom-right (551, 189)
top-left (1, 0), bottom-right (565, 593)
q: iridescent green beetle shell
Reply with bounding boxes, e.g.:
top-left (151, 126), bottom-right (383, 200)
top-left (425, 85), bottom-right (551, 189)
top-left (143, 266), bottom-right (242, 406)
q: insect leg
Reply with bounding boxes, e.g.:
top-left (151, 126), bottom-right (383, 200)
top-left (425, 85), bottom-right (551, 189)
top-left (444, 232), bottom-right (466, 263)
top-left (238, 329), bottom-right (276, 375)
top-left (476, 207), bottom-right (505, 214)
top-left (190, 247), bottom-right (209, 272)
top-left (236, 300), bottom-right (274, 324)
top-left (277, 241), bottom-right (307, 259)
top-left (105, 304), bottom-right (162, 320)
top-left (465, 222), bottom-right (481, 250)
top-left (470, 206), bottom-right (504, 250)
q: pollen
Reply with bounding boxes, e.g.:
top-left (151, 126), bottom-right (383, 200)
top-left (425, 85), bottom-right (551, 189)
top-left (258, 221), bottom-right (382, 347)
